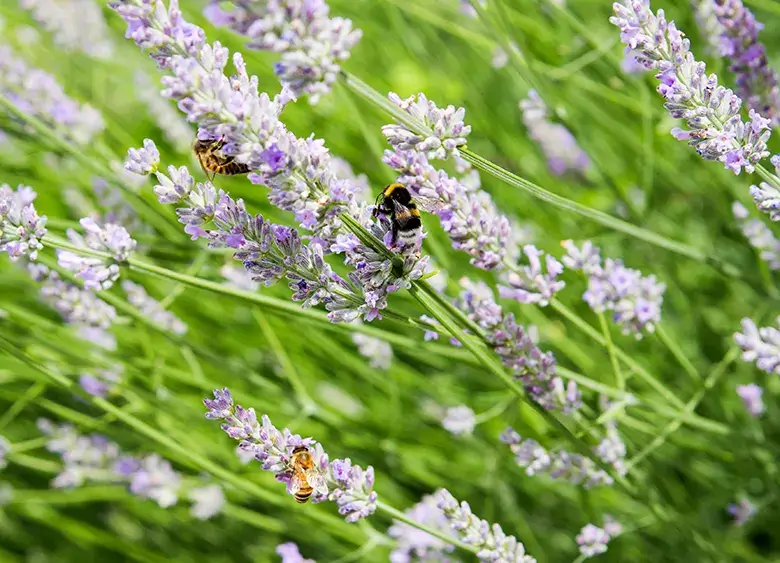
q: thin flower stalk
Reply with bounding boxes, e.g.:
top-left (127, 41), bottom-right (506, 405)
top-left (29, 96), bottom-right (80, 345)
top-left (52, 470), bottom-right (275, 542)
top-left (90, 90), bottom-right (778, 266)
top-left (204, 388), bottom-right (377, 522)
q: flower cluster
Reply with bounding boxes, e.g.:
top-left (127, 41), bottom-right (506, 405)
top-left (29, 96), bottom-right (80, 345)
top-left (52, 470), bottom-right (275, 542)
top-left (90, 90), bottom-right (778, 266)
top-left (734, 317), bottom-right (780, 375)
top-left (519, 91), bottom-right (590, 176)
top-left (20, 0), bottom-right (114, 59)
top-left (728, 498), bottom-right (757, 526)
top-left (576, 518), bottom-right (622, 558)
top-left (125, 138), bottom-right (160, 176)
top-left (387, 493), bottom-right (457, 562)
top-left (79, 366), bottom-right (124, 398)
top-left (736, 383), bottom-right (765, 417)
top-left (611, 0), bottom-right (771, 175)
top-left (0, 184), bottom-right (47, 262)
top-left (57, 218), bottom-right (137, 290)
top-left (204, 388), bottom-right (377, 522)
top-left (276, 543), bottom-right (316, 563)
top-left (382, 93), bottom-right (472, 160)
top-left (38, 419), bottom-right (225, 518)
top-left (711, 0), bottom-right (780, 124)
top-left (459, 279), bottom-right (581, 413)
top-left (732, 202), bottom-right (780, 269)
top-left (384, 148), bottom-right (512, 270)
top-left (441, 405), bottom-right (477, 437)
top-left (498, 245), bottom-right (565, 306)
top-left (750, 156), bottom-right (780, 222)
top-left (203, 0), bottom-right (362, 103)
top-left (0, 44), bottom-right (104, 145)
top-left (435, 489), bottom-right (537, 562)
top-left (352, 332), bottom-right (393, 370)
top-left (562, 240), bottom-right (665, 337)
top-left (500, 428), bottom-right (617, 488)
top-left (29, 263), bottom-right (117, 350)
top-left (122, 280), bottom-right (188, 335)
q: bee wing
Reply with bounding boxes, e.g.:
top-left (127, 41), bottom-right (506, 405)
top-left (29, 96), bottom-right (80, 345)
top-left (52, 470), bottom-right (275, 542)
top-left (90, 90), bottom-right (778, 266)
top-left (306, 469), bottom-right (329, 497)
top-left (412, 195), bottom-right (446, 214)
top-left (289, 471), bottom-right (308, 495)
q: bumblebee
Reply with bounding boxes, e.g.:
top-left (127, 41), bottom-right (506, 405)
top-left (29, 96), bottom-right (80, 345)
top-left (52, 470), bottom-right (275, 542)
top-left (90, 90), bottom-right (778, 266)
top-left (194, 137), bottom-right (251, 180)
top-left (373, 183), bottom-right (442, 246)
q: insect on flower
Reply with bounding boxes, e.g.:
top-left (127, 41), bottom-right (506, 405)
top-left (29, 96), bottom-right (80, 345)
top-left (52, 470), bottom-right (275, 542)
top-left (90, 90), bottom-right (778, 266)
top-left (194, 137), bottom-right (251, 180)
top-left (373, 183), bottom-right (442, 246)
top-left (290, 445), bottom-right (328, 503)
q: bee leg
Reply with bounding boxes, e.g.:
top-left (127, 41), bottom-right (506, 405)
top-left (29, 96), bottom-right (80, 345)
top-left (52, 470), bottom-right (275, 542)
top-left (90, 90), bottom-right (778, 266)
top-left (391, 222), bottom-right (399, 246)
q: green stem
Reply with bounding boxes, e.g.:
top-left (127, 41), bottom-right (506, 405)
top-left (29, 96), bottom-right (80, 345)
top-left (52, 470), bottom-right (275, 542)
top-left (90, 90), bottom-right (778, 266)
top-left (0, 381), bottom-right (47, 431)
top-left (655, 325), bottom-right (700, 381)
top-left (598, 313), bottom-right (624, 391)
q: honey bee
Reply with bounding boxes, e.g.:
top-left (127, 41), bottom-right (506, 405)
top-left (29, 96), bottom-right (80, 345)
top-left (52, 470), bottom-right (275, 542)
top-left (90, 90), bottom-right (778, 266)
top-left (373, 183), bottom-right (442, 245)
top-left (194, 137), bottom-right (251, 180)
top-left (290, 446), bottom-right (328, 503)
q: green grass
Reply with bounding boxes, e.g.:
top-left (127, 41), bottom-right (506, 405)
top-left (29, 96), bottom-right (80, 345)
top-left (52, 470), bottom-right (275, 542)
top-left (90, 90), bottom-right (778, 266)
top-left (1, 0), bottom-right (779, 561)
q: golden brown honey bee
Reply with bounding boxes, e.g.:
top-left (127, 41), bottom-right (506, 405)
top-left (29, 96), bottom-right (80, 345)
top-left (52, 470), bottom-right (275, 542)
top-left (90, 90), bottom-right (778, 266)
top-left (194, 137), bottom-right (251, 180)
top-left (289, 445), bottom-right (327, 503)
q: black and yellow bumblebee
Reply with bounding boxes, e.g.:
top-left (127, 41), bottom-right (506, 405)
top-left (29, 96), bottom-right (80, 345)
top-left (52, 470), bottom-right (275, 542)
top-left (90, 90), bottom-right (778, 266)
top-left (373, 183), bottom-right (442, 246)
top-left (194, 137), bottom-right (251, 180)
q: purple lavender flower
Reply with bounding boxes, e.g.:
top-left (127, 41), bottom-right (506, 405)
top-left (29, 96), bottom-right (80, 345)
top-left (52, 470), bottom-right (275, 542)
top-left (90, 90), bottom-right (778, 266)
top-left (276, 543), bottom-right (315, 563)
top-left (0, 184), bottom-right (47, 262)
top-left (441, 405), bottom-right (477, 437)
top-left (499, 245), bottom-right (566, 306)
top-left (562, 240), bottom-right (665, 338)
top-left (734, 317), bottom-right (780, 375)
top-left (736, 383), bottom-right (765, 416)
top-left (125, 139), bottom-right (161, 176)
top-left (382, 93), bottom-right (472, 160)
top-left (129, 454), bottom-right (182, 508)
top-left (57, 218), bottom-right (137, 290)
top-left (0, 435), bottom-right (9, 470)
top-left (732, 202), bottom-right (780, 269)
top-left (576, 524), bottom-right (612, 558)
top-left (611, 0), bottom-right (771, 175)
top-left (594, 423), bottom-right (627, 477)
top-left (203, 0), bottom-right (362, 104)
top-left (387, 494), bottom-right (457, 562)
top-left (122, 280), bottom-right (188, 335)
top-left (711, 0), bottom-right (780, 123)
top-left (459, 280), bottom-right (581, 413)
top-left (0, 44), bottom-right (104, 144)
top-left (435, 489), bottom-right (537, 562)
top-left (384, 149), bottom-right (511, 270)
top-left (352, 332), bottom-right (393, 370)
top-left (519, 91), bottom-right (590, 176)
top-left (728, 498), bottom-right (757, 525)
top-left (20, 0), bottom-right (114, 59)
top-left (30, 264), bottom-right (117, 349)
top-left (204, 388), bottom-right (377, 522)
top-left (188, 484), bottom-right (226, 520)
top-left (79, 366), bottom-right (123, 398)
top-left (500, 428), bottom-right (615, 488)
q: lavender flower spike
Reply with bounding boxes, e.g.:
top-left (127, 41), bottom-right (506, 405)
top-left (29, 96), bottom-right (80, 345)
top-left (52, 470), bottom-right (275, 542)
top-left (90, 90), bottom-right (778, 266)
top-left (611, 0), bottom-right (771, 175)
top-left (736, 383), bottom-right (765, 417)
top-left (57, 218), bottom-right (136, 290)
top-left (734, 317), bottom-right (780, 375)
top-left (576, 524), bottom-right (612, 558)
top-left (712, 0), bottom-right (780, 123)
top-left (732, 202), bottom-right (780, 269)
top-left (204, 388), bottom-right (377, 522)
top-left (125, 139), bottom-right (161, 176)
top-left (382, 93), bottom-right (472, 160)
top-left (441, 405), bottom-right (477, 437)
top-left (388, 494), bottom-right (457, 561)
top-left (276, 543), bottom-right (315, 563)
top-left (499, 245), bottom-right (566, 306)
top-left (435, 489), bottom-right (537, 562)
top-left (0, 184), bottom-right (47, 261)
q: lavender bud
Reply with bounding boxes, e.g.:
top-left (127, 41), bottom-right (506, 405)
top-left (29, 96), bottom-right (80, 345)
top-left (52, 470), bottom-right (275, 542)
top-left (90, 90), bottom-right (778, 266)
top-left (732, 202), bottom-right (780, 268)
top-left (728, 498), bottom-right (757, 526)
top-left (188, 484), bottom-right (226, 520)
top-left (387, 494), bottom-right (457, 561)
top-left (383, 93), bottom-right (472, 160)
top-left (435, 489), bottom-right (537, 562)
top-left (520, 91), bottom-right (590, 175)
top-left (129, 454), bottom-right (182, 508)
top-left (441, 405), bottom-right (477, 437)
top-left (750, 182), bottom-right (780, 221)
top-left (734, 317), bottom-right (780, 374)
top-left (611, 0), bottom-right (771, 174)
top-left (79, 366), bottom-right (123, 398)
top-left (498, 245), bottom-right (566, 306)
top-left (125, 139), bottom-right (161, 176)
top-left (276, 543), bottom-right (315, 563)
top-left (736, 383), bottom-right (765, 416)
top-left (122, 280), bottom-right (188, 335)
top-left (576, 524), bottom-right (612, 558)
top-left (0, 184), bottom-right (47, 262)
